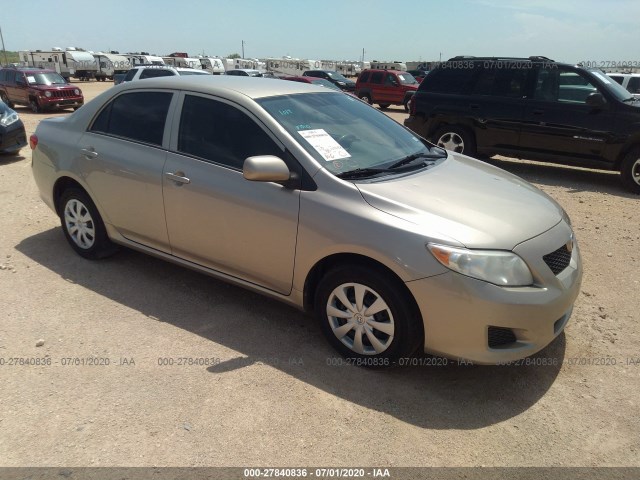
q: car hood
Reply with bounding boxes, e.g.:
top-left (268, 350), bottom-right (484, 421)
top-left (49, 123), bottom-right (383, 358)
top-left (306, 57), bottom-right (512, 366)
top-left (355, 153), bottom-right (563, 250)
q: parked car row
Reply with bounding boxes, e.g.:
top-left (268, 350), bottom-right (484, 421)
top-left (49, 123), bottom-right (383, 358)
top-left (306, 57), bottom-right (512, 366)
top-left (404, 56), bottom-right (640, 193)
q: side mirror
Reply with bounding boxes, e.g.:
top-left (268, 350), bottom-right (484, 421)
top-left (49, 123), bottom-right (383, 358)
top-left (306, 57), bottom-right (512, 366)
top-left (243, 156), bottom-right (291, 183)
top-left (586, 92), bottom-right (606, 108)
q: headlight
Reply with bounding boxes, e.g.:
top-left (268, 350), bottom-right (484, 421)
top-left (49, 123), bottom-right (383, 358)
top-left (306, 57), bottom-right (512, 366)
top-left (427, 243), bottom-right (533, 286)
top-left (44, 91), bottom-right (52, 98)
top-left (74, 89), bottom-right (80, 95)
top-left (337, 81), bottom-right (346, 86)
top-left (0, 111), bottom-right (19, 127)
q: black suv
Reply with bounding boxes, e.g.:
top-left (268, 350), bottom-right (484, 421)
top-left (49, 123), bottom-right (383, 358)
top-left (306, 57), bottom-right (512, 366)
top-left (405, 56), bottom-right (640, 193)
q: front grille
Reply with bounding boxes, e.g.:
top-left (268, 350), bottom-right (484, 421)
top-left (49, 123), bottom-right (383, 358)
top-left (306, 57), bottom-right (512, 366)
top-left (543, 244), bottom-right (572, 275)
top-left (51, 90), bottom-right (76, 98)
top-left (488, 326), bottom-right (517, 348)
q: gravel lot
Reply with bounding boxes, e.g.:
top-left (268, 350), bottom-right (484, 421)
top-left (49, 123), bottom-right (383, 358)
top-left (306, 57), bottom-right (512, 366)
top-left (0, 80), bottom-right (638, 469)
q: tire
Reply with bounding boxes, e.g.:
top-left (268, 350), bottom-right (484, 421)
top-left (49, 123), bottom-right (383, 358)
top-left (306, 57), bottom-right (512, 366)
top-left (378, 103), bottom-right (390, 109)
top-left (403, 96), bottom-right (411, 113)
top-left (29, 99), bottom-right (41, 113)
top-left (0, 91), bottom-right (14, 109)
top-left (59, 188), bottom-right (118, 259)
top-left (620, 148), bottom-right (640, 194)
top-left (314, 265), bottom-right (423, 365)
top-left (433, 125), bottom-right (476, 156)
top-left (359, 93), bottom-right (373, 105)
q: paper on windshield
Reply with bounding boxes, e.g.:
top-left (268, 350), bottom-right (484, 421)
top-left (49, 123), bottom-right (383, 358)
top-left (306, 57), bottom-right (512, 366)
top-left (298, 129), bottom-right (351, 161)
top-left (26, 76), bottom-right (36, 83)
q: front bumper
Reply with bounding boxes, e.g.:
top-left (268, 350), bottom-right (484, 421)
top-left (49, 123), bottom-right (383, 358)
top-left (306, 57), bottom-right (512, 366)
top-left (407, 221), bottom-right (582, 364)
top-left (39, 96), bottom-right (84, 110)
top-left (0, 121), bottom-right (27, 153)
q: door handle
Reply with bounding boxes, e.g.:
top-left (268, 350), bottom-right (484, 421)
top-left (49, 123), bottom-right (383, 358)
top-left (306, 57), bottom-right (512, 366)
top-left (532, 109), bottom-right (544, 115)
top-left (165, 171), bottom-right (191, 185)
top-left (469, 103), bottom-right (480, 110)
top-left (80, 148), bottom-right (98, 159)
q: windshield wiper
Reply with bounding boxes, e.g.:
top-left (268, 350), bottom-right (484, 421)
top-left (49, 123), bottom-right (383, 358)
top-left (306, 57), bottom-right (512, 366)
top-left (386, 150), bottom-right (447, 170)
top-left (336, 167), bottom-right (392, 179)
top-left (336, 151), bottom-right (446, 179)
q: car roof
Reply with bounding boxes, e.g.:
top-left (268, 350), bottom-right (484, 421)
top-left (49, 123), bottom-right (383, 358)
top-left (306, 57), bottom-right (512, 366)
top-left (1, 67), bottom-right (57, 74)
top-left (362, 69), bottom-right (405, 74)
top-left (116, 75), bottom-right (330, 99)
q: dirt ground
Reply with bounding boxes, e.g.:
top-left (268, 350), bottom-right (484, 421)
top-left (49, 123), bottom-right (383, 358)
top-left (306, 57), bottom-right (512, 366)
top-left (0, 80), bottom-right (638, 469)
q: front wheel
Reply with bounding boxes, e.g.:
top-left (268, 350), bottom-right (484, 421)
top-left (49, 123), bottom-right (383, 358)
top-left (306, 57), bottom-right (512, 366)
top-left (29, 99), bottom-right (41, 113)
top-left (59, 188), bottom-right (118, 259)
top-left (315, 265), bottom-right (423, 364)
top-left (378, 103), bottom-right (390, 109)
top-left (433, 125), bottom-right (476, 156)
top-left (621, 148), bottom-right (640, 194)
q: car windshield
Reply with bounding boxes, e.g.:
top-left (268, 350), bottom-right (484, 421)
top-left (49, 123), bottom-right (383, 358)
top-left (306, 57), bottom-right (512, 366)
top-left (589, 69), bottom-right (635, 101)
top-left (26, 72), bottom-right (67, 85)
top-left (397, 72), bottom-right (418, 85)
top-left (310, 79), bottom-right (341, 91)
top-left (326, 71), bottom-right (349, 82)
top-left (258, 92), bottom-right (438, 176)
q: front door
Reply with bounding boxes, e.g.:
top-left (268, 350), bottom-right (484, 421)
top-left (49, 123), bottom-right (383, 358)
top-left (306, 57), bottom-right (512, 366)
top-left (519, 66), bottom-right (617, 161)
top-left (162, 93), bottom-right (300, 294)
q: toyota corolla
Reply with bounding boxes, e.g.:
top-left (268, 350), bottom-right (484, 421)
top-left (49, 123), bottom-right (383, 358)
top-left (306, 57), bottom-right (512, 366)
top-left (30, 76), bottom-right (582, 365)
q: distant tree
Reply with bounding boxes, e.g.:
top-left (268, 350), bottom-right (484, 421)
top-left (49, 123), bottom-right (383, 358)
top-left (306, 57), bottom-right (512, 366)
top-left (227, 53), bottom-right (241, 59)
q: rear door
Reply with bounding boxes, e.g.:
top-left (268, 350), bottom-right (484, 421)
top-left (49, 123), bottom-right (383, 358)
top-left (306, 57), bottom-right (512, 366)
top-left (466, 66), bottom-right (530, 152)
top-left (519, 66), bottom-right (618, 161)
top-left (162, 93), bottom-right (300, 294)
top-left (368, 71), bottom-right (385, 103)
top-left (78, 90), bottom-right (175, 252)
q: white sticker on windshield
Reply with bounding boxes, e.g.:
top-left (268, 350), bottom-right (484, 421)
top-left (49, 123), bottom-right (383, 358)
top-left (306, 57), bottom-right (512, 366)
top-left (592, 71), bottom-right (611, 84)
top-left (298, 129), bottom-right (351, 161)
top-left (26, 76), bottom-right (36, 83)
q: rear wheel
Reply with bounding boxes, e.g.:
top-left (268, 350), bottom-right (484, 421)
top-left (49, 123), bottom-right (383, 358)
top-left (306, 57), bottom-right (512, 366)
top-left (0, 91), bottom-right (14, 108)
top-left (359, 93), bottom-right (372, 105)
top-left (621, 148), bottom-right (640, 194)
top-left (59, 188), bottom-right (118, 259)
top-left (315, 265), bottom-right (423, 365)
top-left (433, 125), bottom-right (476, 156)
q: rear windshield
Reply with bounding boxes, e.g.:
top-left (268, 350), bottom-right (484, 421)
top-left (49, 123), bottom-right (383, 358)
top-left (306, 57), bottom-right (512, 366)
top-left (26, 72), bottom-right (67, 85)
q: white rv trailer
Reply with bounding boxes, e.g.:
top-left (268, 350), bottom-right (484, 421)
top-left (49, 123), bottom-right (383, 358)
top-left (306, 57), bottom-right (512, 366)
top-left (369, 60), bottom-right (407, 71)
top-left (18, 48), bottom-right (98, 80)
top-left (223, 57), bottom-right (262, 72)
top-left (93, 52), bottom-right (131, 81)
top-left (265, 58), bottom-right (322, 76)
top-left (163, 56), bottom-right (203, 69)
top-left (124, 53), bottom-right (165, 66)
top-left (199, 57), bottom-right (225, 74)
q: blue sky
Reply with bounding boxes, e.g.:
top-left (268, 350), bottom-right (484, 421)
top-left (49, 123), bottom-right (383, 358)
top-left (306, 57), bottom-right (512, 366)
top-left (2, 0), bottom-right (639, 63)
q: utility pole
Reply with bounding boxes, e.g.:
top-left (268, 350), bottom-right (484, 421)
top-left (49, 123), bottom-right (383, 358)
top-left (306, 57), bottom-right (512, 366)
top-left (242, 40), bottom-right (245, 59)
top-left (0, 25), bottom-right (8, 66)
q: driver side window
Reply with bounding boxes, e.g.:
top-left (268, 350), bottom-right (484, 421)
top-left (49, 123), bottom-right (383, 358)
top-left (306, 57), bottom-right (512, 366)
top-left (534, 68), bottom-right (598, 104)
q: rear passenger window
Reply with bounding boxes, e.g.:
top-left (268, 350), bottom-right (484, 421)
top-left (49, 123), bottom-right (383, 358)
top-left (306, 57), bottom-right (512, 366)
top-left (422, 67), bottom-right (476, 94)
top-left (359, 71), bottom-right (370, 83)
top-left (472, 68), bottom-right (529, 98)
top-left (370, 72), bottom-right (384, 84)
top-left (90, 92), bottom-right (172, 146)
top-left (140, 69), bottom-right (175, 79)
top-left (177, 95), bottom-right (282, 170)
